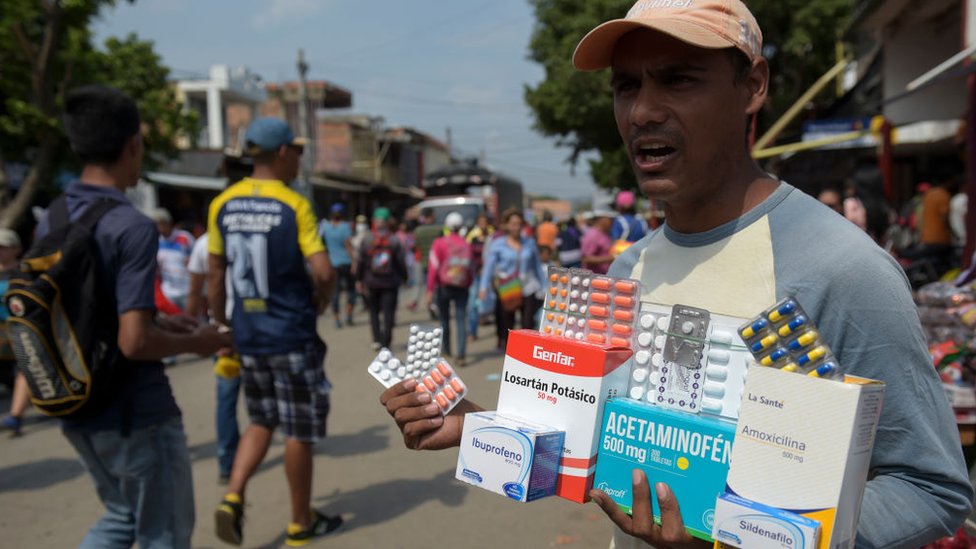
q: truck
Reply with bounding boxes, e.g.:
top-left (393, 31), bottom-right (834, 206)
top-left (417, 163), bottom-right (524, 226)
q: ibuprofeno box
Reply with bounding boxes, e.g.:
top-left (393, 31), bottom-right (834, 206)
top-left (497, 329), bottom-right (632, 503)
top-left (593, 398), bottom-right (736, 541)
top-left (725, 367), bottom-right (884, 549)
top-left (456, 411), bottom-right (565, 502)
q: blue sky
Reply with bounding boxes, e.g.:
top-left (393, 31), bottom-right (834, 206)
top-left (93, 0), bottom-right (603, 200)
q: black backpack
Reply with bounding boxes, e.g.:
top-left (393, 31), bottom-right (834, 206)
top-left (5, 196), bottom-right (125, 417)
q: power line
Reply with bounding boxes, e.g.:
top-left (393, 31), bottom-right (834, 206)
top-left (486, 157), bottom-right (580, 177)
top-left (354, 88), bottom-right (524, 111)
top-left (445, 122), bottom-right (547, 134)
top-left (321, 1), bottom-right (501, 62)
top-left (484, 141), bottom-right (562, 153)
top-left (333, 12), bottom-right (526, 63)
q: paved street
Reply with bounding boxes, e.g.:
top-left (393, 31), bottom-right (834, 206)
top-left (0, 300), bottom-right (614, 548)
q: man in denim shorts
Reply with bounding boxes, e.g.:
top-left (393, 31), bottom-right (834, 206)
top-left (207, 117), bottom-right (340, 547)
top-left (52, 85), bottom-right (231, 549)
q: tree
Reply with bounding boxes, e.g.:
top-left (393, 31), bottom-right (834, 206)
top-left (524, 0), bottom-right (854, 190)
top-left (0, 0), bottom-right (198, 229)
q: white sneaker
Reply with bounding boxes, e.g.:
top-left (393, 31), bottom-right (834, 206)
top-left (371, 342), bottom-right (381, 351)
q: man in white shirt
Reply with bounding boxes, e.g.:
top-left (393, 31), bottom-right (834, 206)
top-left (155, 208), bottom-right (195, 311)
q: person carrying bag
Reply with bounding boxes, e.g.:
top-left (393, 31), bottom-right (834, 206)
top-left (479, 209), bottom-right (546, 350)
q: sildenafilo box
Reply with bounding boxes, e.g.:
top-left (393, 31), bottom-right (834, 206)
top-left (712, 492), bottom-right (821, 549)
top-left (497, 330), bottom-right (632, 503)
top-left (593, 398), bottom-right (736, 541)
top-left (456, 411), bottom-right (564, 502)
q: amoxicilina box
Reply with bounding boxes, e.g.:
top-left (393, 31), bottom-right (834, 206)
top-left (497, 329), bottom-right (632, 503)
top-left (593, 398), bottom-right (736, 541)
top-left (455, 411), bottom-right (565, 502)
top-left (725, 367), bottom-right (884, 549)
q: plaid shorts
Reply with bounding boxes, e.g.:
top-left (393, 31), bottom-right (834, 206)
top-left (240, 340), bottom-right (331, 443)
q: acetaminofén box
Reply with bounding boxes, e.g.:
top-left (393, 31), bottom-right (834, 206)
top-left (593, 398), bottom-right (736, 541)
top-left (497, 330), bottom-right (632, 503)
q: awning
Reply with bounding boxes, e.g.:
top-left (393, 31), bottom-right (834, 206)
top-left (755, 118), bottom-right (961, 159)
top-left (907, 43), bottom-right (976, 92)
top-left (309, 176), bottom-right (371, 193)
top-left (145, 171), bottom-right (227, 190)
top-left (894, 119), bottom-right (962, 144)
top-left (883, 45), bottom-right (976, 107)
top-left (384, 184), bottom-right (425, 199)
top-left (308, 175), bottom-right (425, 198)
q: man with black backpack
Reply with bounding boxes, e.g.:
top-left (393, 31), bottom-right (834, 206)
top-left (22, 85), bottom-right (231, 549)
top-left (356, 207), bottom-right (408, 351)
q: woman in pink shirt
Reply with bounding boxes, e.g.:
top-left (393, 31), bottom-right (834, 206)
top-left (426, 212), bottom-right (474, 366)
top-left (581, 210), bottom-right (616, 274)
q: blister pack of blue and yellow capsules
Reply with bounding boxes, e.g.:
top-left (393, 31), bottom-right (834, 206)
top-left (738, 298), bottom-right (839, 379)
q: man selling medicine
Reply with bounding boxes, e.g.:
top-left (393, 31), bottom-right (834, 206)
top-left (378, 1), bottom-right (973, 548)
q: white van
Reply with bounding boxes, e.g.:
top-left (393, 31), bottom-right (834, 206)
top-left (416, 196), bottom-right (487, 228)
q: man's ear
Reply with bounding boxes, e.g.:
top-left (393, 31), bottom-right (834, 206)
top-left (745, 57), bottom-right (770, 116)
top-left (125, 133), bottom-right (142, 158)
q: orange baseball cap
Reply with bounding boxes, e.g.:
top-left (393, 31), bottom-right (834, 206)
top-left (573, 0), bottom-right (763, 71)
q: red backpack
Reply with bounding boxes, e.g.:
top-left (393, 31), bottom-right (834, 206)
top-left (437, 238), bottom-right (473, 288)
top-left (367, 231), bottom-right (395, 276)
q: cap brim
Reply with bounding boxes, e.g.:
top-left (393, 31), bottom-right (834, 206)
top-left (245, 137), bottom-right (308, 156)
top-left (573, 18), bottom-right (737, 71)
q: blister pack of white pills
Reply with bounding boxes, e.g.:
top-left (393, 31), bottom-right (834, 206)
top-left (367, 350), bottom-right (467, 415)
top-left (368, 348), bottom-right (413, 388)
top-left (627, 303), bottom-right (752, 420)
top-left (405, 324), bottom-right (443, 373)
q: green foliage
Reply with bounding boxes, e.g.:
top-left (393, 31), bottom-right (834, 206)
top-left (756, 0), bottom-right (853, 123)
top-left (524, 0), bottom-right (633, 188)
top-left (0, 0), bottom-right (197, 176)
top-left (1, 1), bottom-right (106, 157)
top-left (87, 34), bottom-right (199, 169)
top-left (524, 0), bottom-right (855, 190)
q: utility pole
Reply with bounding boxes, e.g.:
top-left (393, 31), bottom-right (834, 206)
top-left (295, 49), bottom-right (314, 202)
top-left (446, 126), bottom-right (453, 160)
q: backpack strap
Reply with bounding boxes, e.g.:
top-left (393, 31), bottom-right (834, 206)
top-left (75, 198), bottom-right (122, 233)
top-left (73, 198), bottom-right (129, 435)
top-left (46, 196), bottom-right (121, 235)
top-left (47, 195), bottom-right (71, 233)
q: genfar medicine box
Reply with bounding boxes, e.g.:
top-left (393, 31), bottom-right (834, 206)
top-left (496, 329), bottom-right (632, 503)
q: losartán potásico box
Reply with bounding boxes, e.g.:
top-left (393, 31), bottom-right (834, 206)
top-left (496, 329), bottom-right (632, 503)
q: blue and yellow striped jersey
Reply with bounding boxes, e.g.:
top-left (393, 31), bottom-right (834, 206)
top-left (208, 177), bottom-right (325, 354)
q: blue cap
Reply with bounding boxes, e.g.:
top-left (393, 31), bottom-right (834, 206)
top-left (330, 203), bottom-right (346, 214)
top-left (244, 117), bottom-right (307, 154)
